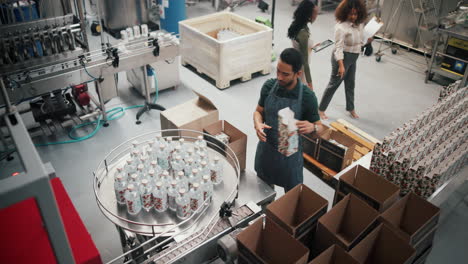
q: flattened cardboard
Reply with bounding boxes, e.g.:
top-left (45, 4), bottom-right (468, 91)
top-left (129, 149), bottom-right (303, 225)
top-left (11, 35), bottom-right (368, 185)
top-left (338, 165), bottom-right (400, 212)
top-left (237, 217), bottom-right (309, 264)
top-left (160, 91), bottom-right (219, 137)
top-left (317, 129), bottom-right (356, 172)
top-left (266, 184), bottom-right (328, 238)
top-left (302, 125), bottom-right (333, 159)
top-left (380, 192), bottom-right (440, 245)
top-left (349, 224), bottom-right (416, 264)
top-left (308, 245), bottom-right (360, 264)
top-left (314, 194), bottom-right (379, 254)
top-left (203, 120), bottom-right (247, 170)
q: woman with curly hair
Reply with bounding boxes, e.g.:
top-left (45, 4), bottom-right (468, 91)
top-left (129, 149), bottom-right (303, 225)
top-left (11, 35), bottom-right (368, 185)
top-left (287, 0), bottom-right (319, 91)
top-left (318, 0), bottom-right (372, 120)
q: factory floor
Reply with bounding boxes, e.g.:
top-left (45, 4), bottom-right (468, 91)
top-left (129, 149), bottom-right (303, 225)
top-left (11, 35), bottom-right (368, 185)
top-left (1, 1), bottom-right (467, 263)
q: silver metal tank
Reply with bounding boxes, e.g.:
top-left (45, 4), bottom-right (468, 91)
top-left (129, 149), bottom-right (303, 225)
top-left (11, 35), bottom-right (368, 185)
top-left (101, 0), bottom-right (149, 31)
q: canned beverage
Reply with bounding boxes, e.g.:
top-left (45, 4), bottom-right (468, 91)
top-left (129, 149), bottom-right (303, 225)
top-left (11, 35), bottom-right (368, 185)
top-left (141, 24), bottom-right (149, 36)
top-left (133, 25), bottom-right (141, 38)
top-left (120, 30), bottom-right (128, 42)
top-left (126, 27), bottom-right (134, 40)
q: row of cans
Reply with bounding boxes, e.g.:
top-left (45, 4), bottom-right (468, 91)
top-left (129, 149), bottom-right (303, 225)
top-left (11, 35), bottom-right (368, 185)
top-left (382, 87), bottom-right (467, 153)
top-left (438, 80), bottom-right (463, 102)
top-left (371, 141), bottom-right (467, 198)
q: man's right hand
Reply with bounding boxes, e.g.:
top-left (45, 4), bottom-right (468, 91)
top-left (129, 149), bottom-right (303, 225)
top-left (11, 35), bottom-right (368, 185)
top-left (255, 123), bottom-right (271, 142)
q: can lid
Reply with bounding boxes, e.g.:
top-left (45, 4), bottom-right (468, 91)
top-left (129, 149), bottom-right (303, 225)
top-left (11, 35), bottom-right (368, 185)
top-left (156, 133), bottom-right (162, 138)
top-left (160, 143), bottom-right (165, 149)
top-left (178, 171), bottom-right (184, 177)
top-left (187, 158), bottom-right (194, 163)
top-left (201, 160), bottom-right (207, 166)
top-left (171, 180), bottom-right (177, 186)
top-left (117, 167), bottom-right (123, 172)
top-left (203, 175), bottom-right (210, 181)
top-left (179, 138), bottom-right (185, 143)
top-left (132, 140), bottom-right (139, 146)
top-left (138, 164), bottom-right (144, 170)
top-left (128, 184), bottom-right (135, 190)
top-left (175, 155), bottom-right (182, 160)
top-left (179, 188), bottom-right (186, 194)
top-left (163, 170), bottom-right (169, 176)
top-left (214, 156), bottom-right (220, 161)
top-left (192, 168), bottom-right (198, 174)
top-left (131, 173), bottom-right (138, 179)
top-left (193, 183), bottom-right (200, 189)
top-left (167, 137), bottom-right (173, 142)
top-left (148, 169), bottom-right (155, 175)
top-left (141, 179), bottom-right (149, 185)
top-left (116, 174), bottom-right (123, 180)
top-left (156, 181), bottom-right (163, 187)
top-left (126, 159), bottom-right (133, 164)
top-left (198, 135), bottom-right (203, 140)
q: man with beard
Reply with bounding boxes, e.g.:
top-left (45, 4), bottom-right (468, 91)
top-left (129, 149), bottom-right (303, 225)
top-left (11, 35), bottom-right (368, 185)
top-left (254, 48), bottom-right (322, 192)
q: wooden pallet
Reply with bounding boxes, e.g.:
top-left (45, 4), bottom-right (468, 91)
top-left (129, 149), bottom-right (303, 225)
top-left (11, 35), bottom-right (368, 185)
top-left (330, 121), bottom-right (375, 152)
top-left (181, 60), bottom-right (270, 89)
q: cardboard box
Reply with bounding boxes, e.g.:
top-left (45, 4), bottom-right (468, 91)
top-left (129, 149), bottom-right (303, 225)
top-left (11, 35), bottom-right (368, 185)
top-left (302, 125), bottom-right (333, 159)
top-left (412, 245), bottom-right (432, 264)
top-left (266, 184), bottom-right (328, 238)
top-left (411, 227), bottom-right (436, 263)
top-left (237, 216), bottom-right (309, 264)
top-left (314, 194), bottom-right (379, 254)
top-left (380, 192), bottom-right (440, 245)
top-left (349, 224), bottom-right (416, 264)
top-left (337, 165), bottom-right (400, 212)
top-left (203, 120), bottom-right (247, 171)
top-left (160, 91), bottom-right (219, 138)
top-left (317, 130), bottom-right (357, 172)
top-left (308, 245), bottom-right (360, 264)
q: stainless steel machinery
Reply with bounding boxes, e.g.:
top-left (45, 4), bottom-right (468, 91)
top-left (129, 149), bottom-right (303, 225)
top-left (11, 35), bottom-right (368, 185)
top-left (93, 129), bottom-right (276, 264)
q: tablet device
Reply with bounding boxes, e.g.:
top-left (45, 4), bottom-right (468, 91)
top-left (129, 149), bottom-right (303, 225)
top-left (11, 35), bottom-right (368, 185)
top-left (313, 39), bottom-right (334, 53)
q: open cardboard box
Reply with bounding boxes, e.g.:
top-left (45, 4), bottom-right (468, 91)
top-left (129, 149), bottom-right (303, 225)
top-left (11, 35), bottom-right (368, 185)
top-left (314, 194), bottom-right (379, 255)
top-left (317, 129), bottom-right (357, 173)
top-left (338, 165), bottom-right (400, 212)
top-left (237, 216), bottom-right (309, 264)
top-left (380, 192), bottom-right (440, 245)
top-left (266, 184), bottom-right (328, 238)
top-left (349, 224), bottom-right (416, 264)
top-left (160, 91), bottom-right (219, 138)
top-left (302, 125), bottom-right (333, 159)
top-left (203, 120), bottom-right (247, 170)
top-left (308, 245), bottom-right (360, 264)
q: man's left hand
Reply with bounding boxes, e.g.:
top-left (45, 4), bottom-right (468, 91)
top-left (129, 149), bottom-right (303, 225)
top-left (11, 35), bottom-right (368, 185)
top-left (296, 120), bottom-right (315, 134)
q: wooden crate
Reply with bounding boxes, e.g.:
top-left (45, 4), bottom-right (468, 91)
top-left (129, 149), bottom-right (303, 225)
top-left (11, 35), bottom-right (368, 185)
top-left (179, 12), bottom-right (272, 89)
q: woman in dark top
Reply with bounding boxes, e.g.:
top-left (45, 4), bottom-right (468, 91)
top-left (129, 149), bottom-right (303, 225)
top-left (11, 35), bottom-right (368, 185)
top-left (287, 0), bottom-right (319, 91)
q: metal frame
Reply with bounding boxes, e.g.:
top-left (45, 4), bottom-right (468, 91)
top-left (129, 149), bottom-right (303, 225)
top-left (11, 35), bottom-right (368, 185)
top-left (425, 26), bottom-right (468, 87)
top-left (0, 79), bottom-right (75, 263)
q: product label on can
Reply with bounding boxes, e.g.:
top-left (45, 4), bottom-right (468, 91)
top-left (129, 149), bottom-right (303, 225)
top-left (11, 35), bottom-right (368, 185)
top-left (177, 203), bottom-right (190, 218)
top-left (190, 198), bottom-right (200, 211)
top-left (153, 197), bottom-right (164, 210)
top-left (211, 171), bottom-right (217, 183)
top-left (142, 193), bottom-right (152, 209)
top-left (115, 189), bottom-right (126, 204)
top-left (168, 195), bottom-right (176, 209)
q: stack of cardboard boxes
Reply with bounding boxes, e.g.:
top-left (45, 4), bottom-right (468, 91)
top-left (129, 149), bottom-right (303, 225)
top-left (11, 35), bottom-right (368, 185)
top-left (160, 92), bottom-right (247, 171)
top-left (370, 86), bottom-right (467, 198)
top-left (236, 165), bottom-right (440, 264)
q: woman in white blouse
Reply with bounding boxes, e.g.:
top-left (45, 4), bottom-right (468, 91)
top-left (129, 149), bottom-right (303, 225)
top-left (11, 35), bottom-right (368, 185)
top-left (318, 0), bottom-right (372, 119)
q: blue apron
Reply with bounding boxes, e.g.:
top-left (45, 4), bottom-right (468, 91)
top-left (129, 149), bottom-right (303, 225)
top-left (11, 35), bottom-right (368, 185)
top-left (254, 79), bottom-right (304, 191)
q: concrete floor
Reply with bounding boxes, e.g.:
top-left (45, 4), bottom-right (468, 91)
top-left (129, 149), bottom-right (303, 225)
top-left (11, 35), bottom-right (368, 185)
top-left (1, 1), bottom-right (467, 263)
